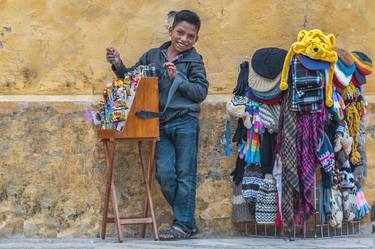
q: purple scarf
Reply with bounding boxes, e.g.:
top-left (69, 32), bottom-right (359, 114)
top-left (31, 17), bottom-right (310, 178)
top-left (296, 109), bottom-right (326, 222)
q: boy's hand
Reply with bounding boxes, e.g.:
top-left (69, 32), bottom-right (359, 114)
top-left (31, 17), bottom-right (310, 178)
top-left (164, 62), bottom-right (176, 81)
top-left (106, 47), bottom-right (122, 69)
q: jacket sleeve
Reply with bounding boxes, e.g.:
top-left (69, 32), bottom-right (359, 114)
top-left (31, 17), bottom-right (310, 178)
top-left (111, 52), bottom-right (148, 79)
top-left (175, 62), bottom-right (209, 103)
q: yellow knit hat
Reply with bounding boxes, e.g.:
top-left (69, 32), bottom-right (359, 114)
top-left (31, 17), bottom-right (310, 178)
top-left (280, 29), bottom-right (338, 107)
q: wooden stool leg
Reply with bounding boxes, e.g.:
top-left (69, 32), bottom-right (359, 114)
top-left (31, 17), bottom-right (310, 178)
top-left (101, 140), bottom-right (123, 242)
top-left (111, 180), bottom-right (123, 242)
top-left (140, 140), bottom-right (157, 238)
top-left (101, 139), bottom-right (113, 240)
top-left (138, 141), bottom-right (159, 240)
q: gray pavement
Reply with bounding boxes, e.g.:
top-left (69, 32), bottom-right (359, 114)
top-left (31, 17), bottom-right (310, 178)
top-left (0, 237), bottom-right (374, 249)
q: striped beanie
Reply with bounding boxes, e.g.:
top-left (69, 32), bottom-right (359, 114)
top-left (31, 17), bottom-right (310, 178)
top-left (241, 166), bottom-right (264, 205)
top-left (259, 104), bottom-right (281, 133)
top-left (351, 51), bottom-right (373, 76)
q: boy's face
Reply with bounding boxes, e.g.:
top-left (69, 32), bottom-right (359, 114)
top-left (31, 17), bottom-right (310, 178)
top-left (169, 21), bottom-right (198, 53)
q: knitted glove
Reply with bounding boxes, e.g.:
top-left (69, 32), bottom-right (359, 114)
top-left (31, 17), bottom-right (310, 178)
top-left (231, 156), bottom-right (246, 185)
top-left (232, 118), bottom-right (247, 145)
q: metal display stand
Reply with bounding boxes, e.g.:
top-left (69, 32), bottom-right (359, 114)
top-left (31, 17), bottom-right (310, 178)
top-left (243, 173), bottom-right (361, 239)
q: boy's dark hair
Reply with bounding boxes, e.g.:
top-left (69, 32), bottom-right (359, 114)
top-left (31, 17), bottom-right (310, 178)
top-left (172, 10), bottom-right (201, 32)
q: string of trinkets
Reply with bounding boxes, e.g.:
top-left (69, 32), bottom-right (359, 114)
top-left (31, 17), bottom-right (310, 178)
top-left (91, 65), bottom-right (156, 131)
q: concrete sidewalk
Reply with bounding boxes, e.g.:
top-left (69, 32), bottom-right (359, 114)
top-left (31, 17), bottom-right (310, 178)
top-left (0, 237), bottom-right (373, 249)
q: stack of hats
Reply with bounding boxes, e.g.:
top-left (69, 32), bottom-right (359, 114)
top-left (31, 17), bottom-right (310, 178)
top-left (333, 48), bottom-right (355, 90)
top-left (247, 48), bottom-right (287, 105)
top-left (351, 51), bottom-right (373, 87)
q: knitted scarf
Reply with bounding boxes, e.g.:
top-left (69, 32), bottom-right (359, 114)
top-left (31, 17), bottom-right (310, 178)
top-left (296, 109), bottom-right (325, 222)
top-left (276, 91), bottom-right (299, 227)
top-left (239, 102), bottom-right (264, 165)
top-left (345, 102), bottom-right (361, 164)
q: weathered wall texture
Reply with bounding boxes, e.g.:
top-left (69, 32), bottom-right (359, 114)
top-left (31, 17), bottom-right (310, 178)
top-left (0, 101), bottom-right (237, 238)
top-left (0, 0), bottom-right (374, 95)
top-left (0, 0), bottom-right (374, 238)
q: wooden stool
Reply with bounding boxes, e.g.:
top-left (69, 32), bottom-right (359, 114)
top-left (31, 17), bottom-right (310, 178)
top-left (97, 77), bottom-right (159, 242)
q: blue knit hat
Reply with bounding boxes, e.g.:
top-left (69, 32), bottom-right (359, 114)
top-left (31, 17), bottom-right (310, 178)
top-left (297, 54), bottom-right (331, 70)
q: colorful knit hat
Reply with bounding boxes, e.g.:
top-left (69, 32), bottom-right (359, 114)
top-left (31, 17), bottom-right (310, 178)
top-left (336, 58), bottom-right (356, 76)
top-left (279, 29), bottom-right (338, 107)
top-left (351, 51), bottom-right (373, 76)
top-left (334, 47), bottom-right (354, 66)
top-left (241, 166), bottom-right (264, 205)
top-left (297, 54), bottom-right (330, 70)
top-left (352, 69), bottom-right (366, 87)
top-left (249, 48), bottom-right (287, 92)
top-left (334, 63), bottom-right (353, 87)
top-left (250, 84), bottom-right (281, 101)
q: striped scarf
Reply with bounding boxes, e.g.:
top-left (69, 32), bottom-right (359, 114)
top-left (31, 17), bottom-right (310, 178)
top-left (296, 109), bottom-right (326, 222)
top-left (277, 91), bottom-right (299, 227)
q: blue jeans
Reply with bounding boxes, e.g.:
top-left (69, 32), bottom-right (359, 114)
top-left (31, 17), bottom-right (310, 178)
top-left (155, 114), bottom-right (199, 233)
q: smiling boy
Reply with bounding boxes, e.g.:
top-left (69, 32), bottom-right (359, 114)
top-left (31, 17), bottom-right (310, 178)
top-left (106, 10), bottom-right (208, 240)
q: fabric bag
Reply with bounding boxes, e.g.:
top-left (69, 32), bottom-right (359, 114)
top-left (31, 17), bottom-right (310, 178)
top-left (328, 187), bottom-right (343, 228)
top-left (255, 174), bottom-right (278, 224)
top-left (342, 188), bottom-right (357, 222)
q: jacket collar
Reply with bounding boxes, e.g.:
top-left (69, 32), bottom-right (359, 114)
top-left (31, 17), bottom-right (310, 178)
top-left (159, 41), bottom-right (203, 64)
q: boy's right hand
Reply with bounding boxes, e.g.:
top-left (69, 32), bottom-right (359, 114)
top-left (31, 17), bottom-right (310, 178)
top-left (106, 47), bottom-right (122, 69)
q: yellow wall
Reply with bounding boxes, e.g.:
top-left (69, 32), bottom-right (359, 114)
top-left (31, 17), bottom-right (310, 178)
top-left (0, 0), bottom-right (374, 95)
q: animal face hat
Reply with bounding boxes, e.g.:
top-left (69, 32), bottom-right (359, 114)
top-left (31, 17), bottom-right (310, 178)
top-left (280, 29), bottom-right (338, 107)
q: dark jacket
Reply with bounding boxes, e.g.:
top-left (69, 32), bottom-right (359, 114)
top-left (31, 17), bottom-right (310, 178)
top-left (112, 41), bottom-right (209, 122)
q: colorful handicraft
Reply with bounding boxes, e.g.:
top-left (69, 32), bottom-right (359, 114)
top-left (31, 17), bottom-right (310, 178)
top-left (279, 29), bottom-right (338, 107)
top-left (90, 65), bottom-right (155, 131)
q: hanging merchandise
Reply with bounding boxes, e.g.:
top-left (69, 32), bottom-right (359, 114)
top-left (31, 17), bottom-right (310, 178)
top-left (342, 188), bottom-right (357, 222)
top-left (241, 166), bottom-right (264, 213)
top-left (247, 48), bottom-right (287, 105)
top-left (279, 29), bottom-right (338, 107)
top-left (328, 186), bottom-right (343, 228)
top-left (255, 174), bottom-right (278, 224)
top-left (239, 101), bottom-right (264, 165)
top-left (277, 92), bottom-right (299, 228)
top-left (232, 182), bottom-right (253, 223)
top-left (356, 187), bottom-right (370, 220)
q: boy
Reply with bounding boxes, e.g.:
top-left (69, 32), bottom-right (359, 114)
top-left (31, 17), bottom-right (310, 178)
top-left (106, 10), bottom-right (208, 240)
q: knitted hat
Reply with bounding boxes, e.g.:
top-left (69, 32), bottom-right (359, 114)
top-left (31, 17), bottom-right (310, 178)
top-left (352, 69), bottom-right (366, 87)
top-left (279, 29), bottom-right (337, 107)
top-left (241, 166), bottom-right (264, 205)
top-left (248, 90), bottom-right (282, 105)
top-left (351, 51), bottom-right (373, 76)
top-left (232, 183), bottom-right (254, 223)
top-left (259, 104), bottom-right (280, 133)
top-left (297, 54), bottom-right (330, 70)
top-left (248, 62), bottom-right (281, 92)
top-left (251, 48), bottom-right (287, 79)
top-left (336, 58), bottom-right (356, 76)
top-left (334, 63), bottom-right (352, 87)
top-left (255, 174), bottom-right (278, 224)
top-left (250, 84), bottom-right (281, 101)
top-left (334, 48), bottom-right (354, 66)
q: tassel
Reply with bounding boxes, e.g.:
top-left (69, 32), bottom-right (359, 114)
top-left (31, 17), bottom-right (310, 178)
top-left (225, 112), bottom-right (231, 157)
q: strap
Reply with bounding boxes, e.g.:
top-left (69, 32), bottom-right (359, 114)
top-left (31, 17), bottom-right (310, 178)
top-left (136, 72), bottom-right (183, 119)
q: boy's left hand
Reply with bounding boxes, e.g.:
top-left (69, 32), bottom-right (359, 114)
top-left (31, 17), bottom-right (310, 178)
top-left (164, 62), bottom-right (176, 81)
